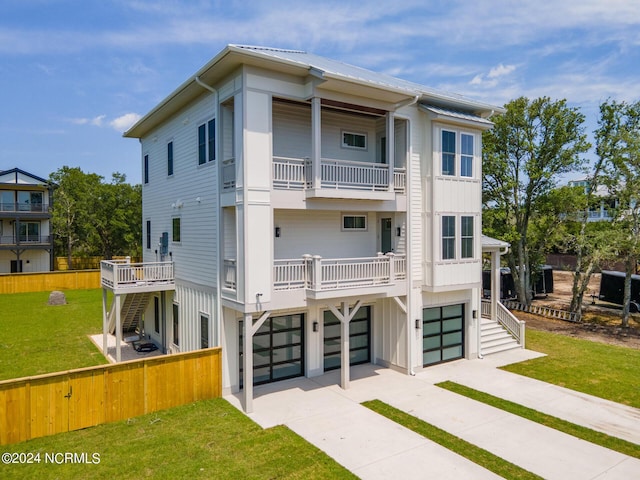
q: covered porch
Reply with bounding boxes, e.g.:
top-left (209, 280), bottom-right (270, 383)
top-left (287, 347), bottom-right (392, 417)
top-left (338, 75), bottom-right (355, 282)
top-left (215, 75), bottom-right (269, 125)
top-left (480, 235), bottom-right (525, 355)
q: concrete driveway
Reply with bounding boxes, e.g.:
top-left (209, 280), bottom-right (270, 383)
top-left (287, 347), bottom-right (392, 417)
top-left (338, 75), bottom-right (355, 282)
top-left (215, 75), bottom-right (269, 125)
top-left (225, 349), bottom-right (640, 479)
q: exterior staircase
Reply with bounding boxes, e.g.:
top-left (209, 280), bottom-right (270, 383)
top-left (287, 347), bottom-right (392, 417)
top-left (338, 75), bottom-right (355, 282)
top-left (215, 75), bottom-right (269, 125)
top-left (480, 318), bottom-right (521, 355)
top-left (108, 293), bottom-right (151, 335)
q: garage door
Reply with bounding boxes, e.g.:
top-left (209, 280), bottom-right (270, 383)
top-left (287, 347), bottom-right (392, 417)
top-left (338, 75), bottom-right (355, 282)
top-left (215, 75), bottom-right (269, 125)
top-left (324, 306), bottom-right (371, 371)
top-left (422, 304), bottom-right (464, 366)
top-left (240, 313), bottom-right (304, 387)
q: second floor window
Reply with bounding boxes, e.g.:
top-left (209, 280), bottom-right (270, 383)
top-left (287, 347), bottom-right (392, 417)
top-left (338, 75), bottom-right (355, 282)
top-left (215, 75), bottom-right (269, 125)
top-left (198, 119), bottom-right (216, 165)
top-left (442, 131), bottom-right (456, 175)
top-left (144, 155), bottom-right (149, 184)
top-left (441, 129), bottom-right (477, 178)
top-left (442, 216), bottom-right (455, 260)
top-left (461, 216), bottom-right (474, 258)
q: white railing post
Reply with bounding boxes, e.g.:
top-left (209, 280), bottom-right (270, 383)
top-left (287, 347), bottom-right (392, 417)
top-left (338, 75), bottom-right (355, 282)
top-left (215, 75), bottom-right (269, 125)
top-left (312, 255), bottom-right (322, 291)
top-left (387, 252), bottom-right (395, 282)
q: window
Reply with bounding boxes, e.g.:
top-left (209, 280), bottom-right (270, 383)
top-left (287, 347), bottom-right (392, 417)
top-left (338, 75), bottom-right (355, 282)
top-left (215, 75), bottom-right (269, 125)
top-left (17, 191), bottom-right (43, 212)
top-left (18, 222), bottom-right (40, 242)
top-left (442, 130), bottom-right (456, 175)
top-left (342, 131), bottom-right (367, 150)
top-left (146, 220), bottom-right (151, 249)
top-left (461, 216), bottom-right (474, 258)
top-left (342, 214), bottom-right (367, 231)
top-left (167, 141), bottom-right (174, 176)
top-left (172, 303), bottom-right (179, 346)
top-left (461, 134), bottom-right (474, 177)
top-left (144, 154), bottom-right (149, 184)
top-left (442, 216), bottom-right (455, 260)
top-left (154, 296), bottom-right (160, 334)
top-left (200, 314), bottom-right (209, 349)
top-left (198, 119), bottom-right (216, 165)
top-left (172, 217), bottom-right (181, 243)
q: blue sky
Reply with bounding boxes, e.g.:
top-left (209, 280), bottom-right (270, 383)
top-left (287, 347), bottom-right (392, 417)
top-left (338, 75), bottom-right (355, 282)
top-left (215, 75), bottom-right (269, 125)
top-left (1, 0), bottom-right (639, 184)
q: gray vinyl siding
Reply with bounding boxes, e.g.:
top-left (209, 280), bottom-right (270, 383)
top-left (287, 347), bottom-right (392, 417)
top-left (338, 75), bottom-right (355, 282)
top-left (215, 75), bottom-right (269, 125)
top-left (273, 101), bottom-right (311, 159)
top-left (141, 93), bottom-right (219, 288)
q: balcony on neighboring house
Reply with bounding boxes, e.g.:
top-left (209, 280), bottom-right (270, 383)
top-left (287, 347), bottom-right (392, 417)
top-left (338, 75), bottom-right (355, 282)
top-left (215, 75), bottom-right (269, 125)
top-left (0, 202), bottom-right (50, 214)
top-left (100, 259), bottom-right (175, 294)
top-left (0, 235), bottom-right (51, 246)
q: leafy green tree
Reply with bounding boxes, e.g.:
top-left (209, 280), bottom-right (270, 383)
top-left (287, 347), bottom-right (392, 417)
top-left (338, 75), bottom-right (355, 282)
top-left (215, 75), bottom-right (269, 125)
top-left (597, 99), bottom-right (640, 327)
top-left (483, 97), bottom-right (591, 305)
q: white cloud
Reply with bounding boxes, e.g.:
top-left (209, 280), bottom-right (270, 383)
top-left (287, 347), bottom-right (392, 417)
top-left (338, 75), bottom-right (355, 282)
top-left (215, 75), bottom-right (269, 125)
top-left (488, 64), bottom-right (516, 79)
top-left (69, 115), bottom-right (106, 126)
top-left (109, 113), bottom-right (142, 132)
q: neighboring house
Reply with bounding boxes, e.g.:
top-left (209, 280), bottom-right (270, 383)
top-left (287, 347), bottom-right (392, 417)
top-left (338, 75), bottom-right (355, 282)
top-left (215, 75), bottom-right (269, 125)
top-left (0, 168), bottom-right (54, 273)
top-left (101, 45), bottom-right (523, 412)
top-left (568, 178), bottom-right (617, 222)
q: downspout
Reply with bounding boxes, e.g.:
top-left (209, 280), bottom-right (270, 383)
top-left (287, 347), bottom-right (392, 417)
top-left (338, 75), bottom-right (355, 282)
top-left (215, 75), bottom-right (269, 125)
top-left (405, 104), bottom-right (417, 376)
top-left (394, 95), bottom-right (420, 111)
top-left (195, 76), bottom-right (223, 348)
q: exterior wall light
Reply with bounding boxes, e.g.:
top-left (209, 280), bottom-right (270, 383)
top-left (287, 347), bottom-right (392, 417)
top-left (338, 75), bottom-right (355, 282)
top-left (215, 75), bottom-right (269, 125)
top-left (313, 321), bottom-right (319, 332)
top-left (275, 227), bottom-right (281, 238)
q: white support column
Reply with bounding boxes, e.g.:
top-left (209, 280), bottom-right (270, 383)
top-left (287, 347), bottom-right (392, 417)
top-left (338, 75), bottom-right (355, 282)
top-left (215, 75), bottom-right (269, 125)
top-left (242, 313), bottom-right (254, 413)
top-left (386, 112), bottom-right (395, 191)
top-left (102, 288), bottom-right (108, 357)
top-left (311, 97), bottom-right (322, 190)
top-left (340, 301), bottom-right (350, 389)
top-left (491, 250), bottom-right (500, 321)
top-left (115, 294), bottom-right (122, 362)
top-left (243, 310), bottom-right (271, 414)
top-left (327, 300), bottom-right (363, 390)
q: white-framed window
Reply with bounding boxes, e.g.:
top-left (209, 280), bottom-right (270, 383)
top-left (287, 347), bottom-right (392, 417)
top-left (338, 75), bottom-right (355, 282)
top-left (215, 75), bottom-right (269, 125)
top-left (342, 214), bottom-right (367, 231)
top-left (461, 216), bottom-right (474, 258)
top-left (172, 303), bottom-right (179, 347)
top-left (439, 128), bottom-right (477, 178)
top-left (441, 216), bottom-right (455, 260)
top-left (198, 118), bottom-right (216, 165)
top-left (342, 130), bottom-right (367, 150)
top-left (172, 217), bottom-right (181, 243)
top-left (200, 313), bottom-right (209, 349)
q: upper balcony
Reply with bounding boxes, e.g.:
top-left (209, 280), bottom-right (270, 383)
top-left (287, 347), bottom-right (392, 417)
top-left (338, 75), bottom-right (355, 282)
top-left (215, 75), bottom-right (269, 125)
top-left (0, 202), bottom-right (50, 218)
top-left (223, 253), bottom-right (406, 303)
top-left (272, 156), bottom-right (405, 199)
top-left (100, 259), bottom-right (175, 294)
top-left (0, 235), bottom-right (51, 247)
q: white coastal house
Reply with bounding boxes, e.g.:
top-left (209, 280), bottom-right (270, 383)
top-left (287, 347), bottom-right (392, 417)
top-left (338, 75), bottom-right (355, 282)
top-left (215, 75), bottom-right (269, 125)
top-left (0, 168), bottom-right (54, 273)
top-left (102, 45), bottom-right (524, 412)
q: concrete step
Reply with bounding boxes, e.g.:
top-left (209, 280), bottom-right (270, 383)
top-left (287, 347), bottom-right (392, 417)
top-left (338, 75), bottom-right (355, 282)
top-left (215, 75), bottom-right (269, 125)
top-left (481, 341), bottom-right (522, 356)
top-left (481, 330), bottom-right (514, 343)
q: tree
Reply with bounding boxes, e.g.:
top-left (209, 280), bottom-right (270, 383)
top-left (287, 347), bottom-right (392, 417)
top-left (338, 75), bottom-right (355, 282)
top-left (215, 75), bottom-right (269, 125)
top-left (49, 167), bottom-right (141, 265)
top-left (483, 97), bottom-right (591, 305)
top-left (596, 99), bottom-right (640, 327)
top-left (49, 167), bottom-right (102, 269)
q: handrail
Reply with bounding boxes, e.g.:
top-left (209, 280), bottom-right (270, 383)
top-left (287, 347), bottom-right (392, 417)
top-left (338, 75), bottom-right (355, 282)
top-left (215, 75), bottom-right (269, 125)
top-left (100, 260), bottom-right (174, 290)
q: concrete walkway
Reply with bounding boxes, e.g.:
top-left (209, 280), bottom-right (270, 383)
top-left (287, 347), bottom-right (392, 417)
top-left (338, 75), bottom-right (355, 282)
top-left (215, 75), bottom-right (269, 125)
top-left (225, 349), bottom-right (640, 480)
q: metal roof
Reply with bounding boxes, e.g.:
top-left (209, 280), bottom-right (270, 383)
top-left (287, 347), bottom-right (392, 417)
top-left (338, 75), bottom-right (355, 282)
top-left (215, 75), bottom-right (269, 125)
top-left (482, 235), bottom-right (510, 250)
top-left (421, 105), bottom-right (495, 127)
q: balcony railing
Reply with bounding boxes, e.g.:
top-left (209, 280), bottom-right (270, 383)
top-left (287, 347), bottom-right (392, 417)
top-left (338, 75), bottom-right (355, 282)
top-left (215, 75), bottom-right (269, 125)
top-left (0, 203), bottom-right (49, 213)
top-left (272, 156), bottom-right (406, 193)
top-left (273, 254), bottom-right (405, 292)
top-left (100, 260), bottom-right (174, 290)
top-left (222, 158), bottom-right (236, 190)
top-left (0, 235), bottom-right (51, 245)
top-left (223, 259), bottom-right (237, 290)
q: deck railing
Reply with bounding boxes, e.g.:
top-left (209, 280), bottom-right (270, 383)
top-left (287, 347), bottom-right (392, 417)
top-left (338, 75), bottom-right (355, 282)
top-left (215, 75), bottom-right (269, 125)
top-left (0, 203), bottom-right (49, 213)
top-left (222, 158), bottom-right (236, 190)
top-left (272, 156), bottom-right (406, 193)
top-left (481, 299), bottom-right (525, 347)
top-left (272, 254), bottom-right (405, 292)
top-left (223, 259), bottom-right (237, 290)
top-left (100, 260), bottom-right (174, 290)
top-left (0, 235), bottom-right (51, 244)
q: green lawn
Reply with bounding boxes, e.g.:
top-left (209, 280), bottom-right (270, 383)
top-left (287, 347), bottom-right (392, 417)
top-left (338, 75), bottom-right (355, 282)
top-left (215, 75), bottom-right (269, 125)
top-left (0, 289), bottom-right (107, 380)
top-left (502, 329), bottom-right (640, 409)
top-left (1, 398), bottom-right (355, 480)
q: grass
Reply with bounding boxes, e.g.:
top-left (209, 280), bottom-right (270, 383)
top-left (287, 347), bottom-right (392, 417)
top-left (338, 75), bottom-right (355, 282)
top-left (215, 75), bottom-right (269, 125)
top-left (437, 381), bottom-right (640, 459)
top-left (362, 399), bottom-right (542, 480)
top-left (1, 398), bottom-right (356, 480)
top-left (0, 289), bottom-right (107, 380)
top-left (501, 329), bottom-right (640, 409)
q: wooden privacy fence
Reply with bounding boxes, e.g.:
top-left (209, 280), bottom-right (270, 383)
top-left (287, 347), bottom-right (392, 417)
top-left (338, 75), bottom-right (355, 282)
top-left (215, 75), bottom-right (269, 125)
top-left (0, 347), bottom-right (222, 446)
top-left (0, 270), bottom-right (100, 294)
top-left (56, 256), bottom-right (142, 271)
